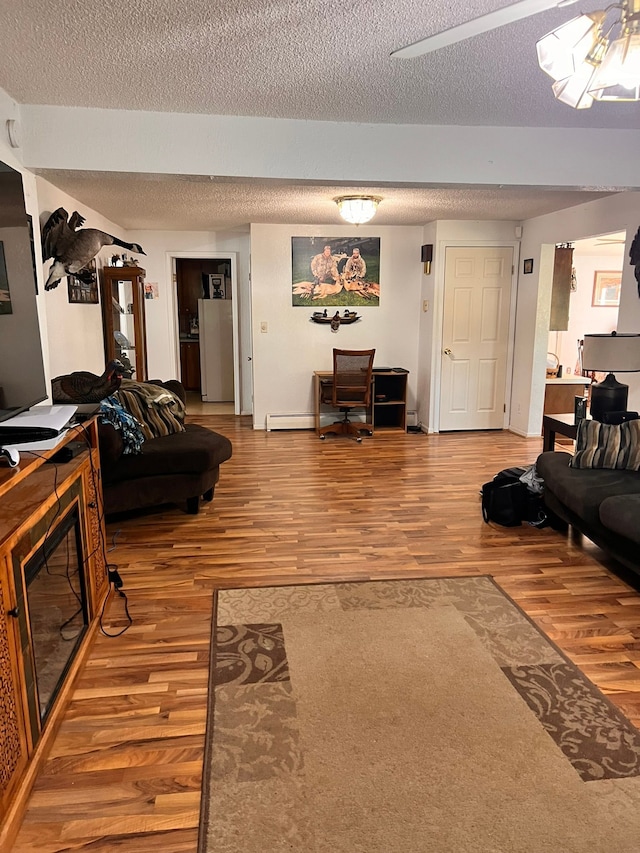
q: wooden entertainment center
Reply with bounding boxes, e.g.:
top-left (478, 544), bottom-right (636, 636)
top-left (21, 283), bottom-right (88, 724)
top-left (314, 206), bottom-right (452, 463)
top-left (0, 417), bottom-right (109, 849)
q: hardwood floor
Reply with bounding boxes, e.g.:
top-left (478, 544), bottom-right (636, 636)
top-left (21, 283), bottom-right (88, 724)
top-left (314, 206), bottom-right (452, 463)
top-left (10, 416), bottom-right (640, 851)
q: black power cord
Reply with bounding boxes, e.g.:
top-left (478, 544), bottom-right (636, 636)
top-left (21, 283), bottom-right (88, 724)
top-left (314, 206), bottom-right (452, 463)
top-left (77, 423), bottom-right (133, 637)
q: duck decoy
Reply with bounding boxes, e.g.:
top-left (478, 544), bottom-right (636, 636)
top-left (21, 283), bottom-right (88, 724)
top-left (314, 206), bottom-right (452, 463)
top-left (51, 359), bottom-right (125, 403)
top-left (41, 208), bottom-right (146, 291)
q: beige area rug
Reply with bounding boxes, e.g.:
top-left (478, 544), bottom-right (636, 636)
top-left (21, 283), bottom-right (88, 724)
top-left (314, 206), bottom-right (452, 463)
top-left (200, 577), bottom-right (640, 853)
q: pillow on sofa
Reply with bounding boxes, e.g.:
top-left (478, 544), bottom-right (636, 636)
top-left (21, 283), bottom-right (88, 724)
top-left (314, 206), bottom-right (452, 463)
top-left (570, 418), bottom-right (640, 470)
top-left (116, 380), bottom-right (186, 440)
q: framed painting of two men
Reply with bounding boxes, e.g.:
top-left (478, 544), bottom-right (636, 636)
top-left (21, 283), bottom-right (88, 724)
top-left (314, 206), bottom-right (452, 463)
top-left (292, 236), bottom-right (380, 307)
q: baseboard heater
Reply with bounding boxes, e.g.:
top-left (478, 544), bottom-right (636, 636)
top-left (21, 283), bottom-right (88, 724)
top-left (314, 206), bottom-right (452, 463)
top-left (266, 412), bottom-right (418, 431)
top-left (266, 413), bottom-right (315, 431)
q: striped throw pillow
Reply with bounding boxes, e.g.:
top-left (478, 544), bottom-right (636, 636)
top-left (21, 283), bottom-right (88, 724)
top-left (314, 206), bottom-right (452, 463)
top-left (570, 418), bottom-right (640, 470)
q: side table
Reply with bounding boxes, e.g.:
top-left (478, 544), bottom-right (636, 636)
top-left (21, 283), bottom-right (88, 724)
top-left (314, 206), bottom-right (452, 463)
top-left (542, 412), bottom-right (582, 452)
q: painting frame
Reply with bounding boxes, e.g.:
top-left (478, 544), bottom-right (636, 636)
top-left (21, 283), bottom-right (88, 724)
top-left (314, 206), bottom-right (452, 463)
top-left (592, 270), bottom-right (621, 307)
top-left (67, 258), bottom-right (99, 304)
top-left (292, 236), bottom-right (381, 307)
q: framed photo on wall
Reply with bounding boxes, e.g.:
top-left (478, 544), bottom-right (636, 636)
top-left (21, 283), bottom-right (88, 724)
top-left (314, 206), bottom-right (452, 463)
top-left (291, 236), bottom-right (380, 307)
top-left (67, 259), bottom-right (99, 304)
top-left (592, 270), bottom-right (621, 307)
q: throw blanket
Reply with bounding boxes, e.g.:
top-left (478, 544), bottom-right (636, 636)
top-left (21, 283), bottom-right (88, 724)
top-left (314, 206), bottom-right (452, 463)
top-left (99, 396), bottom-right (145, 455)
top-left (116, 380), bottom-right (186, 440)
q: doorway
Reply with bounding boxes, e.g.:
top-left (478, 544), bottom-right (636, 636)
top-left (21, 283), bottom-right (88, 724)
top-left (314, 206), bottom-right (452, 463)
top-left (170, 252), bottom-right (241, 415)
top-left (439, 245), bottom-right (514, 431)
top-left (547, 232), bottom-right (625, 381)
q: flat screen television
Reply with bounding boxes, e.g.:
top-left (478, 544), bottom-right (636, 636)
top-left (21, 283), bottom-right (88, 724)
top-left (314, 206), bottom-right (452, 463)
top-left (0, 160), bottom-right (48, 424)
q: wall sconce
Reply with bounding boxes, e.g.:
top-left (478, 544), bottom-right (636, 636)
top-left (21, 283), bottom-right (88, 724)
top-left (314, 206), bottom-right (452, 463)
top-left (421, 244), bottom-right (433, 275)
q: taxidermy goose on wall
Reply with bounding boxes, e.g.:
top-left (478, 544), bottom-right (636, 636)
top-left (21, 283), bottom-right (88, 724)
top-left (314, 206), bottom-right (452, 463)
top-left (41, 207), bottom-right (146, 291)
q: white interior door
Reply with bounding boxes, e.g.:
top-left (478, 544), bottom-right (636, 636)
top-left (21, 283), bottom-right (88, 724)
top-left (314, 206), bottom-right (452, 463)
top-left (439, 246), bottom-right (513, 431)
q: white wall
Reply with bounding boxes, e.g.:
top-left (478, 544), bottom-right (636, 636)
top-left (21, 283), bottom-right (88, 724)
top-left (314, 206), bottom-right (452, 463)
top-left (511, 193), bottom-right (640, 437)
top-left (548, 247), bottom-right (624, 374)
top-left (34, 176), bottom-right (127, 381)
top-left (250, 223), bottom-right (423, 429)
top-left (20, 105), bottom-right (640, 192)
top-left (417, 222), bottom-right (438, 430)
top-left (126, 229), bottom-right (252, 413)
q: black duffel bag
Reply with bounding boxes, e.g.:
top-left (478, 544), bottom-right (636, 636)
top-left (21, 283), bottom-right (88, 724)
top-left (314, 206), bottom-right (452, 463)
top-left (481, 466), bottom-right (547, 528)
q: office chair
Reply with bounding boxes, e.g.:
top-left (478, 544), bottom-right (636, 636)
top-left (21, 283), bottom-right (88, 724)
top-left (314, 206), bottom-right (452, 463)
top-left (319, 348), bottom-right (375, 441)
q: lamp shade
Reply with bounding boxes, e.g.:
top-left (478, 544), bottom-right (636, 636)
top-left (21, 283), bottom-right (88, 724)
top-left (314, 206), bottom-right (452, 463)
top-left (335, 196), bottom-right (380, 225)
top-left (582, 333), bottom-right (640, 372)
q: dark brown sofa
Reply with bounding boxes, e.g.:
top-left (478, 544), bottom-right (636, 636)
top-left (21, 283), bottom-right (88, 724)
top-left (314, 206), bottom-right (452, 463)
top-left (98, 379), bottom-right (232, 516)
top-left (536, 450), bottom-right (640, 575)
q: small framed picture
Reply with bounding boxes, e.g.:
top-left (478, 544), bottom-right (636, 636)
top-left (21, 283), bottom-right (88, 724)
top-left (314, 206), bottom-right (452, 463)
top-left (208, 274), bottom-right (226, 299)
top-left (67, 259), bottom-right (99, 304)
top-left (523, 258), bottom-right (534, 274)
top-left (592, 270), bottom-right (621, 307)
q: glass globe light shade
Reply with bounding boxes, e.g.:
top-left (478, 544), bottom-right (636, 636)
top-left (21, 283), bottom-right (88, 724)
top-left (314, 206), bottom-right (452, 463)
top-left (335, 196), bottom-right (380, 224)
top-left (552, 62), bottom-right (599, 108)
top-left (589, 32), bottom-right (640, 100)
top-left (536, 13), bottom-right (604, 81)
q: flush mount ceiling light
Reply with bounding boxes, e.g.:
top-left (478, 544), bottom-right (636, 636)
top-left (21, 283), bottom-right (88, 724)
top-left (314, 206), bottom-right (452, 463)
top-left (537, 0), bottom-right (640, 108)
top-left (335, 196), bottom-right (381, 225)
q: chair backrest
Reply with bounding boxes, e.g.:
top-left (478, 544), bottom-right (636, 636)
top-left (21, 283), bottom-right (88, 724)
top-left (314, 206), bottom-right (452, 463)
top-left (332, 348), bottom-right (375, 408)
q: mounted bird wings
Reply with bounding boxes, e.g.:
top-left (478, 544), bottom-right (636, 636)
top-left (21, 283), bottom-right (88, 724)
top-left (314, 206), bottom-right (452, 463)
top-left (40, 206), bottom-right (145, 290)
top-left (41, 207), bottom-right (75, 262)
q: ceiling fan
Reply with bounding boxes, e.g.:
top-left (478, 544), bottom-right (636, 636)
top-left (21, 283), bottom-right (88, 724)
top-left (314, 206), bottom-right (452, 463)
top-left (390, 0), bottom-right (640, 110)
top-left (390, 0), bottom-right (580, 59)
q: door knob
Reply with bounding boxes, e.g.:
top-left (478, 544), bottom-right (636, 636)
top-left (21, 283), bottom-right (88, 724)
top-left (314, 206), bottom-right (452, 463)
top-left (443, 348), bottom-right (454, 359)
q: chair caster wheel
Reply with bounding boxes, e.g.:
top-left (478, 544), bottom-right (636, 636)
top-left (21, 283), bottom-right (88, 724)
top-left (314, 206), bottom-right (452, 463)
top-left (357, 436), bottom-right (362, 442)
top-left (319, 434), bottom-right (326, 440)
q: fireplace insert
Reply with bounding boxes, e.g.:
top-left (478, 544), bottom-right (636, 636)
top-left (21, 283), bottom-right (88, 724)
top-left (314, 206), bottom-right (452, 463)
top-left (23, 505), bottom-right (89, 723)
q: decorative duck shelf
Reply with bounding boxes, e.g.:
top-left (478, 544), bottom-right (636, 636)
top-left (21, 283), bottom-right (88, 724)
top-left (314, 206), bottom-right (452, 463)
top-left (311, 310), bottom-right (361, 331)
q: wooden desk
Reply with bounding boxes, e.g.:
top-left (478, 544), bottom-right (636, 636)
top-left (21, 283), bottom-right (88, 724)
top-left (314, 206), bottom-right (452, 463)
top-left (314, 369), bottom-right (408, 435)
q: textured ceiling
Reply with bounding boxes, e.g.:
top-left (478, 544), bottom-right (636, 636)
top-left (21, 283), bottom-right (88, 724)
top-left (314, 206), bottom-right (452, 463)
top-left (3, 0), bottom-right (633, 230)
top-left (33, 171), bottom-right (615, 231)
top-left (1, 0), bottom-right (639, 130)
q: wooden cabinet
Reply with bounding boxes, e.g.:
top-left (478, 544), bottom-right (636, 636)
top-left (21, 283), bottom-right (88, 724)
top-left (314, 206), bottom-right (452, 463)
top-left (372, 370), bottom-right (408, 431)
top-left (100, 266), bottom-right (148, 381)
top-left (549, 246), bottom-right (574, 332)
top-left (0, 551), bottom-right (30, 825)
top-left (543, 378), bottom-right (590, 416)
top-left (180, 340), bottom-right (201, 391)
top-left (0, 419), bottom-right (108, 849)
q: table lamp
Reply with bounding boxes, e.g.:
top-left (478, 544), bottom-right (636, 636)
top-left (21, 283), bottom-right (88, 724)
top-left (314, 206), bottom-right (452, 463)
top-left (581, 332), bottom-right (640, 421)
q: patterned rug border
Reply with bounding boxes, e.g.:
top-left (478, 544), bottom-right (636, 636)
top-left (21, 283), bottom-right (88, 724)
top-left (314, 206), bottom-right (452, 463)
top-left (198, 573), bottom-right (640, 853)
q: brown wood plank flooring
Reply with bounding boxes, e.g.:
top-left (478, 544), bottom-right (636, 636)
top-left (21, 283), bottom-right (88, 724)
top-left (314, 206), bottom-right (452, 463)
top-left (9, 416), bottom-right (640, 851)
